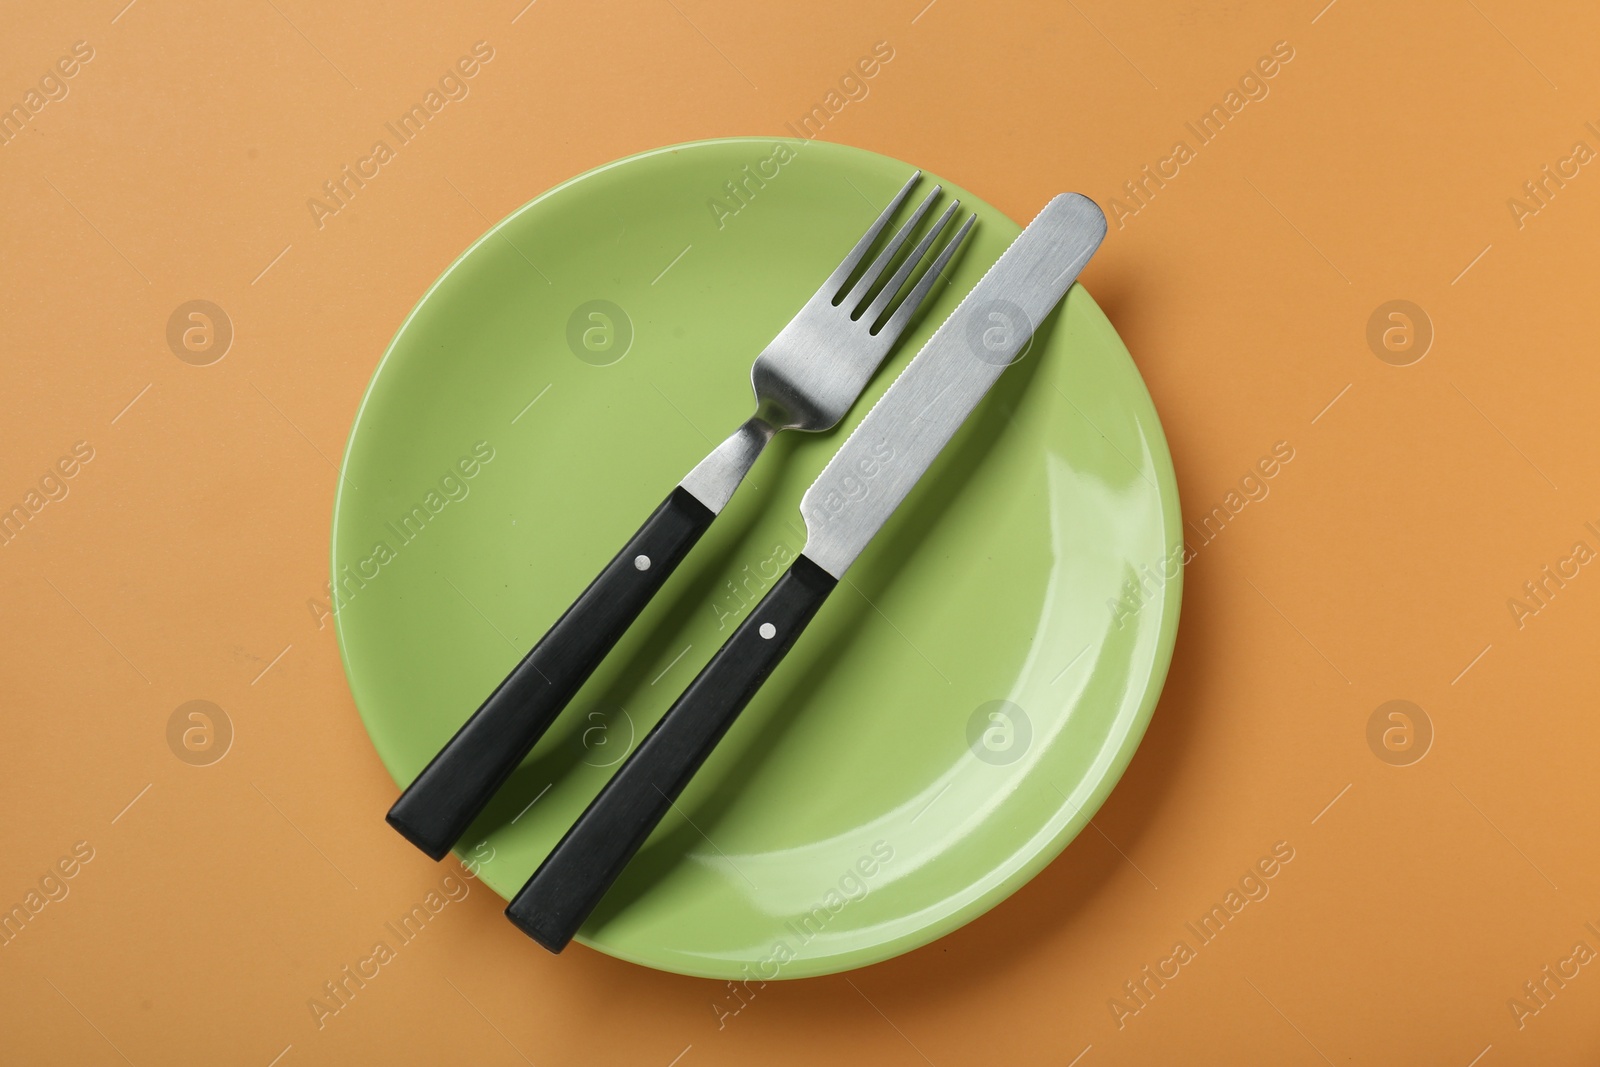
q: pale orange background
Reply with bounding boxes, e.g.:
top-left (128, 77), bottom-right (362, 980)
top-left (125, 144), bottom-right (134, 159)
top-left (4, 0), bottom-right (1599, 1063)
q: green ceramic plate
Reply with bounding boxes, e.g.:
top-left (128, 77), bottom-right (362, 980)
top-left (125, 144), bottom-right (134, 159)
top-left (334, 138), bottom-right (1181, 980)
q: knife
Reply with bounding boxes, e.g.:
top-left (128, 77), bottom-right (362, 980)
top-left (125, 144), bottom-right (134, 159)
top-left (503, 192), bottom-right (1108, 952)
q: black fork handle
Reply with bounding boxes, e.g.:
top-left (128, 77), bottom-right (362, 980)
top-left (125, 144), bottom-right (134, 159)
top-left (386, 487), bottom-right (715, 860)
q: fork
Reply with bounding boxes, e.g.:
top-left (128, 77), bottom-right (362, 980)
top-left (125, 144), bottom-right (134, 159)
top-left (387, 170), bottom-right (975, 860)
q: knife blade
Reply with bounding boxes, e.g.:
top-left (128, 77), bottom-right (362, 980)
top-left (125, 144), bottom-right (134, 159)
top-left (505, 193), bottom-right (1108, 952)
top-left (801, 192), bottom-right (1107, 577)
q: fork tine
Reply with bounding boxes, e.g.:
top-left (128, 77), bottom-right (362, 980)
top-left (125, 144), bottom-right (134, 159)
top-left (874, 211), bottom-right (976, 339)
top-left (842, 184), bottom-right (942, 313)
top-left (861, 199), bottom-right (960, 330)
top-left (821, 170), bottom-right (921, 303)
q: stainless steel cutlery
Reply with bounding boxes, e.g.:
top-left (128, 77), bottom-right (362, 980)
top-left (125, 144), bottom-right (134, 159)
top-left (387, 171), bottom-right (974, 861)
top-left (504, 193), bottom-right (1108, 951)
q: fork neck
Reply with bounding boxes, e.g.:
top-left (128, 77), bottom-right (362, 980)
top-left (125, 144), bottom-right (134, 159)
top-left (678, 415), bottom-right (778, 514)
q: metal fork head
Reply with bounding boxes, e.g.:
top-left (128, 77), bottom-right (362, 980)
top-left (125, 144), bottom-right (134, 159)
top-left (750, 171), bottom-right (976, 433)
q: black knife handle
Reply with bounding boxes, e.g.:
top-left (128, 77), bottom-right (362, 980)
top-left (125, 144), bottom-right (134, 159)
top-left (505, 554), bottom-right (837, 952)
top-left (387, 487), bottom-right (716, 860)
